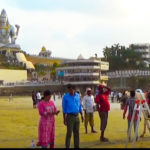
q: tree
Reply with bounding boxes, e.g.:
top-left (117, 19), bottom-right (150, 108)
top-left (103, 43), bottom-right (147, 71)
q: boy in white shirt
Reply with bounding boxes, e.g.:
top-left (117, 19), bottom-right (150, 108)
top-left (83, 88), bottom-right (97, 134)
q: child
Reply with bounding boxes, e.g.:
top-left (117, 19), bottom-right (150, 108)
top-left (123, 90), bottom-right (139, 141)
top-left (37, 90), bottom-right (60, 148)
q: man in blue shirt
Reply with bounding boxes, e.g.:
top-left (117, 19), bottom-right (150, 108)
top-left (62, 84), bottom-right (84, 148)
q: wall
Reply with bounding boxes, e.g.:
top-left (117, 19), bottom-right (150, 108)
top-left (0, 69), bottom-right (27, 83)
top-left (0, 84), bottom-right (98, 96)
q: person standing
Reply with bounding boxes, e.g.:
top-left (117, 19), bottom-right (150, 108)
top-left (36, 90), bottom-right (41, 104)
top-left (83, 88), bottom-right (97, 134)
top-left (110, 91), bottom-right (114, 103)
top-left (9, 93), bottom-right (13, 102)
top-left (37, 90), bottom-right (60, 148)
top-left (118, 91), bottom-right (122, 103)
top-left (62, 84), bottom-right (84, 148)
top-left (95, 84), bottom-right (111, 142)
top-left (123, 90), bottom-right (139, 141)
top-left (53, 92), bottom-right (56, 101)
top-left (32, 91), bottom-right (36, 108)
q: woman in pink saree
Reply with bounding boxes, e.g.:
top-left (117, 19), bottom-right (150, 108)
top-left (37, 90), bottom-right (60, 148)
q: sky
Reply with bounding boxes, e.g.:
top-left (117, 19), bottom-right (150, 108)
top-left (0, 0), bottom-right (150, 59)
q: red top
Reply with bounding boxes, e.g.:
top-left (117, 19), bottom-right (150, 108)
top-left (96, 90), bottom-right (110, 112)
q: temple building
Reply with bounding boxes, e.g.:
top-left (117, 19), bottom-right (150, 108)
top-left (39, 46), bottom-right (52, 58)
top-left (0, 9), bottom-right (34, 70)
top-left (56, 54), bottom-right (109, 93)
top-left (0, 9), bottom-right (21, 57)
top-left (0, 9), bottom-right (35, 84)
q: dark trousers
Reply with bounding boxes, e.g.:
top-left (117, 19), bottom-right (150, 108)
top-left (99, 112), bottom-right (108, 132)
top-left (65, 114), bottom-right (80, 148)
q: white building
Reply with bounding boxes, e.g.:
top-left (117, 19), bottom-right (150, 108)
top-left (56, 54), bottom-right (109, 86)
top-left (129, 43), bottom-right (150, 67)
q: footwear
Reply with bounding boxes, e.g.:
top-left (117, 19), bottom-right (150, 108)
top-left (140, 134), bottom-right (144, 138)
top-left (91, 130), bottom-right (97, 133)
top-left (100, 137), bottom-right (109, 142)
top-left (129, 137), bottom-right (131, 142)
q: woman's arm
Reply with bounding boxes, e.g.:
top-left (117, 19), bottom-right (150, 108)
top-left (38, 102), bottom-right (47, 116)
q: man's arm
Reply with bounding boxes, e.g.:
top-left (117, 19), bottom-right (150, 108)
top-left (103, 85), bottom-right (111, 95)
top-left (63, 113), bottom-right (67, 125)
top-left (79, 97), bottom-right (84, 122)
top-left (82, 96), bottom-right (86, 113)
top-left (80, 111), bottom-right (84, 122)
top-left (95, 95), bottom-right (100, 111)
top-left (62, 96), bottom-right (67, 125)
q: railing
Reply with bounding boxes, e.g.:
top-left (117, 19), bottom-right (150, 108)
top-left (107, 70), bottom-right (150, 79)
top-left (64, 73), bottom-right (99, 76)
top-left (0, 81), bottom-right (62, 87)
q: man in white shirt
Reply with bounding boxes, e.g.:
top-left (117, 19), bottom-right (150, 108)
top-left (110, 91), bottom-right (114, 103)
top-left (83, 88), bottom-right (97, 134)
top-left (117, 92), bottom-right (122, 103)
top-left (36, 91), bottom-right (41, 103)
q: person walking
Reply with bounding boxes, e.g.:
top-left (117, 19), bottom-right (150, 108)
top-left (123, 90), bottom-right (139, 141)
top-left (95, 84), bottom-right (111, 142)
top-left (37, 90), bottom-right (60, 148)
top-left (83, 88), bottom-right (97, 134)
top-left (62, 84), bottom-right (84, 148)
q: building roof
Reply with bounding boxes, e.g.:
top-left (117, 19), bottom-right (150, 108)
top-left (26, 61), bottom-right (35, 69)
top-left (16, 52), bottom-right (35, 70)
top-left (16, 52), bottom-right (27, 62)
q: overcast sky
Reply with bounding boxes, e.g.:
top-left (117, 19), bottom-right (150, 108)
top-left (0, 0), bottom-right (150, 59)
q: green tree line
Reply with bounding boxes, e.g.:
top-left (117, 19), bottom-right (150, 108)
top-left (103, 43), bottom-right (148, 71)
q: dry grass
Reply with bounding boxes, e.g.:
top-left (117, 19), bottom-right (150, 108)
top-left (0, 96), bottom-right (150, 148)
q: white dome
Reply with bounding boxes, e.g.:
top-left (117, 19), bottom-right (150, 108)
top-left (77, 54), bottom-right (84, 60)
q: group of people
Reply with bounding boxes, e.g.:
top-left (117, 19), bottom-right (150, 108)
top-left (32, 90), bottom-right (41, 108)
top-left (35, 84), bottom-right (150, 148)
top-left (36, 84), bottom-right (111, 148)
top-left (110, 91), bottom-right (123, 103)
